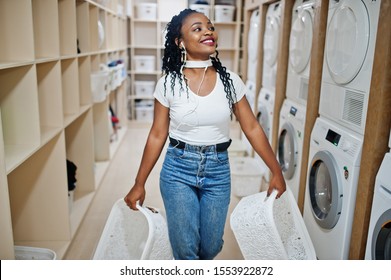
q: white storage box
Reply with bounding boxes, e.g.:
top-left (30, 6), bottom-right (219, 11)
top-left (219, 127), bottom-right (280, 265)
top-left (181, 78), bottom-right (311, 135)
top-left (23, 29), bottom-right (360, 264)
top-left (134, 55), bottom-right (155, 72)
top-left (136, 105), bottom-right (154, 122)
top-left (230, 187), bottom-right (317, 260)
top-left (93, 199), bottom-right (173, 260)
top-left (136, 3), bottom-right (157, 20)
top-left (90, 71), bottom-right (109, 103)
top-left (14, 246), bottom-right (56, 260)
top-left (190, 4), bottom-right (211, 18)
top-left (134, 81), bottom-right (155, 97)
top-left (214, 5), bottom-right (235, 22)
top-left (230, 156), bottom-right (265, 197)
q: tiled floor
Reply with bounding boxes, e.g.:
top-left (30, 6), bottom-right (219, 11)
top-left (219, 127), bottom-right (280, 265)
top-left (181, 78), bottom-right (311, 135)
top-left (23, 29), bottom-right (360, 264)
top-left (64, 120), bottom-right (247, 260)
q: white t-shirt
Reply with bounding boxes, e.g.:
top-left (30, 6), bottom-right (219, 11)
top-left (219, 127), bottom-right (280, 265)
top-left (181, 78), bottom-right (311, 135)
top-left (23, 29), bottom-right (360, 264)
top-left (153, 70), bottom-right (246, 145)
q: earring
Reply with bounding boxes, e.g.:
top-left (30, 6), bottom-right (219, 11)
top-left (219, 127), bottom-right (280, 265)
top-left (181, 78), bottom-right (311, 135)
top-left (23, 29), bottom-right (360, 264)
top-left (180, 46), bottom-right (187, 76)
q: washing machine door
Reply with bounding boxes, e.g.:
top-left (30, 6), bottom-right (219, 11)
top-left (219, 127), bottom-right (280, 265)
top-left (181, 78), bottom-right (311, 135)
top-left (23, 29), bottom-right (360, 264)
top-left (263, 14), bottom-right (280, 68)
top-left (247, 10), bottom-right (260, 82)
top-left (371, 207), bottom-right (391, 260)
top-left (248, 9), bottom-right (260, 61)
top-left (257, 103), bottom-right (271, 140)
top-left (289, 7), bottom-right (313, 74)
top-left (278, 122), bottom-right (298, 180)
top-left (308, 150), bottom-right (343, 229)
top-left (325, 0), bottom-right (370, 85)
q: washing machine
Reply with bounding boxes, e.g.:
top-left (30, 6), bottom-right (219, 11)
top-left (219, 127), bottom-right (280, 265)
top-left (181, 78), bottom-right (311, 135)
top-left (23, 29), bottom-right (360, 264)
top-left (365, 129), bottom-right (391, 260)
top-left (286, 0), bottom-right (315, 106)
top-left (245, 80), bottom-right (257, 113)
top-left (247, 9), bottom-right (260, 84)
top-left (262, 1), bottom-right (281, 92)
top-left (255, 87), bottom-right (275, 182)
top-left (277, 99), bottom-right (306, 203)
top-left (303, 117), bottom-right (363, 259)
top-left (319, 0), bottom-right (381, 135)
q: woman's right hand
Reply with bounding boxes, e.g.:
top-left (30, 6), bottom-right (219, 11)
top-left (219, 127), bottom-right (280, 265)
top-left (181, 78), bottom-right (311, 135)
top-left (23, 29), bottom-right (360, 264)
top-left (124, 184), bottom-right (145, 210)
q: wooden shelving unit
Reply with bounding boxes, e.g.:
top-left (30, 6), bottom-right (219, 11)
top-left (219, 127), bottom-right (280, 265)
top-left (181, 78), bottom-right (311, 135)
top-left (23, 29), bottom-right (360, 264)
top-left (0, 0), bottom-right (129, 260)
top-left (127, 0), bottom-right (244, 121)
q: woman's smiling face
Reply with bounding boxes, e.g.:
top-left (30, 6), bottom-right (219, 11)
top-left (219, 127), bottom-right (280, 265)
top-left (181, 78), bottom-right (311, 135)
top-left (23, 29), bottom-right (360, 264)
top-left (179, 12), bottom-right (218, 60)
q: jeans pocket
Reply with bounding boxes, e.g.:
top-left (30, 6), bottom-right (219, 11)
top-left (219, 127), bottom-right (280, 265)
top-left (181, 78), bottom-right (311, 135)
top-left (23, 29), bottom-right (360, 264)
top-left (215, 151), bottom-right (229, 164)
top-left (167, 144), bottom-right (186, 159)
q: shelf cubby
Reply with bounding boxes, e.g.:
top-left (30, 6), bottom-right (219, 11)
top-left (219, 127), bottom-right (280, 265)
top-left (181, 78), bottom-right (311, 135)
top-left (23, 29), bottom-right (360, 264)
top-left (93, 100), bottom-right (111, 162)
top-left (32, 0), bottom-right (60, 60)
top-left (99, 9), bottom-right (108, 50)
top-left (76, 0), bottom-right (91, 54)
top-left (65, 110), bottom-right (96, 233)
top-left (36, 61), bottom-right (64, 145)
top-left (61, 58), bottom-right (80, 126)
top-left (133, 21), bottom-right (158, 47)
top-left (78, 55), bottom-right (92, 108)
top-left (89, 5), bottom-right (100, 52)
top-left (0, 0), bottom-right (35, 67)
top-left (58, 0), bottom-right (77, 56)
top-left (215, 23), bottom-right (237, 49)
top-left (0, 65), bottom-right (40, 174)
top-left (90, 54), bottom-right (101, 71)
top-left (8, 133), bottom-right (71, 243)
top-left (107, 13), bottom-right (114, 50)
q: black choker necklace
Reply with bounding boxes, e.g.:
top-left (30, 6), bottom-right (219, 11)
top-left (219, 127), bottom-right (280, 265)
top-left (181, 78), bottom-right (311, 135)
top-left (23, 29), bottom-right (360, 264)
top-left (184, 59), bottom-right (212, 68)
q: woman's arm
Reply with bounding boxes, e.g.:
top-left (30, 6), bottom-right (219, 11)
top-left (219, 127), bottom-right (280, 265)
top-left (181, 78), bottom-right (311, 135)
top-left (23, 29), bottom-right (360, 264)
top-left (124, 99), bottom-right (170, 210)
top-left (233, 96), bottom-right (286, 198)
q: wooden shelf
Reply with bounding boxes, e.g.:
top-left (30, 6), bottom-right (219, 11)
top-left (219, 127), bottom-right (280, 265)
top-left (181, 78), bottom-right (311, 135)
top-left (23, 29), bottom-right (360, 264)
top-left (0, 0), bottom-right (129, 260)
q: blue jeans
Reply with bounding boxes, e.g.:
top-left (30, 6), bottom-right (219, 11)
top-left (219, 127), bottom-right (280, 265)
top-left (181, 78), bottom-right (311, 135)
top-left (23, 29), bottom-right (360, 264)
top-left (160, 143), bottom-right (231, 260)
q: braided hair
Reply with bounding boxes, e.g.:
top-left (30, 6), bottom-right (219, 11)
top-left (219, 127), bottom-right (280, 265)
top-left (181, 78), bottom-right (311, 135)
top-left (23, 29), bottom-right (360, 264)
top-left (162, 8), bottom-right (237, 115)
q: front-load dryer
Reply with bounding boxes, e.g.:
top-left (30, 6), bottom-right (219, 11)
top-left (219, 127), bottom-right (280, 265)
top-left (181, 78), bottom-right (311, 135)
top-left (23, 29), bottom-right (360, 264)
top-left (247, 9), bottom-right (260, 84)
top-left (262, 1), bottom-right (281, 92)
top-left (286, 0), bottom-right (315, 106)
top-left (319, 0), bottom-right (381, 135)
top-left (255, 87), bottom-right (275, 183)
top-left (245, 80), bottom-right (257, 113)
top-left (303, 117), bottom-right (363, 259)
top-left (365, 129), bottom-right (391, 260)
top-left (277, 99), bottom-right (306, 203)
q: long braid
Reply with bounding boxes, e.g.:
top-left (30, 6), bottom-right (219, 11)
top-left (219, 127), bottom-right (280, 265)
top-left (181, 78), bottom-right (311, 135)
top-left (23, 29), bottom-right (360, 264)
top-left (162, 9), bottom-right (237, 115)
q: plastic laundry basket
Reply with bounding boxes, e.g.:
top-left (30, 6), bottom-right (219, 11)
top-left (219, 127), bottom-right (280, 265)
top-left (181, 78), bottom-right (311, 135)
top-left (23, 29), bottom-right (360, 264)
top-left (14, 246), bottom-right (56, 260)
top-left (93, 199), bottom-right (173, 260)
top-left (230, 187), bottom-right (316, 260)
top-left (90, 71), bottom-right (109, 103)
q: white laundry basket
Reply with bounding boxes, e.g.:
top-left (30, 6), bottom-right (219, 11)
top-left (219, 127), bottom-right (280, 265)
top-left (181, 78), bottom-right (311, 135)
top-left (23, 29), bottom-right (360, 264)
top-left (14, 246), bottom-right (56, 260)
top-left (230, 187), bottom-right (317, 260)
top-left (93, 199), bottom-right (173, 260)
top-left (90, 71), bottom-right (109, 103)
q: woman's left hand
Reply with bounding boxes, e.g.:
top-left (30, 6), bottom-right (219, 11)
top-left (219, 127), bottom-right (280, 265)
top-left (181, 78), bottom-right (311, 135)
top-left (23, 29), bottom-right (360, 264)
top-left (267, 171), bottom-right (286, 199)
